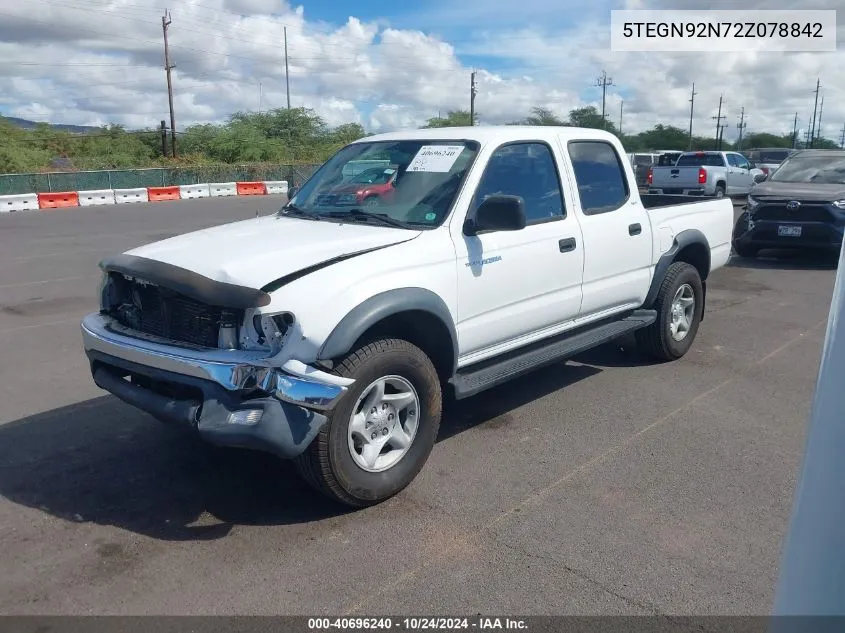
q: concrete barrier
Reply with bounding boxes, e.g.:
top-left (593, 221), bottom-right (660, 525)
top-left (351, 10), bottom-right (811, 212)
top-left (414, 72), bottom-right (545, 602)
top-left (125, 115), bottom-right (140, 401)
top-left (264, 180), bottom-right (289, 195)
top-left (179, 184), bottom-right (211, 199)
top-left (147, 185), bottom-right (181, 202)
top-left (0, 193), bottom-right (40, 212)
top-left (114, 188), bottom-right (149, 204)
top-left (38, 191), bottom-right (80, 209)
top-left (209, 182), bottom-right (237, 197)
top-left (78, 189), bottom-right (116, 206)
top-left (236, 181), bottom-right (267, 196)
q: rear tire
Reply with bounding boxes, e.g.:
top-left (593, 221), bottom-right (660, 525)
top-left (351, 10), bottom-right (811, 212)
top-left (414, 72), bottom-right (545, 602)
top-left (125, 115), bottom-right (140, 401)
top-left (636, 262), bottom-right (704, 361)
top-left (715, 184), bottom-right (726, 198)
top-left (294, 338), bottom-right (442, 507)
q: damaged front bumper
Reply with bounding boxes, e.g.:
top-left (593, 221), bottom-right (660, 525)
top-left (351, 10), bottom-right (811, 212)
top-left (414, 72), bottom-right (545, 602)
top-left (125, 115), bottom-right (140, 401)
top-left (80, 312), bottom-right (351, 459)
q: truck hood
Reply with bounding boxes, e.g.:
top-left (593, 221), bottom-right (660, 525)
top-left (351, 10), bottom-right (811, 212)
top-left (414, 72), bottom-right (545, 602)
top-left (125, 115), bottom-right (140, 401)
top-left (751, 180), bottom-right (845, 202)
top-left (123, 214), bottom-right (421, 290)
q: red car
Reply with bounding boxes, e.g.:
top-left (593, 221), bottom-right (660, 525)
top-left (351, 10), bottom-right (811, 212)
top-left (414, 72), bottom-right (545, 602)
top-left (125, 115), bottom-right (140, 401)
top-left (316, 166), bottom-right (398, 207)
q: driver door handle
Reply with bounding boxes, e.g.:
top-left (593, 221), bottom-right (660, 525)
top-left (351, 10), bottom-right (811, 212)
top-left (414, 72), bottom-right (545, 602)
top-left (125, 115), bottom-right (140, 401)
top-left (559, 237), bottom-right (576, 253)
top-left (629, 223), bottom-right (642, 236)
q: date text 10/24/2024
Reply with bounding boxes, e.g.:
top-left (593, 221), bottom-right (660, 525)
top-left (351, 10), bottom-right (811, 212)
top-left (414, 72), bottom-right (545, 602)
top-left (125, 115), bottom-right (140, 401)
top-left (308, 618), bottom-right (529, 630)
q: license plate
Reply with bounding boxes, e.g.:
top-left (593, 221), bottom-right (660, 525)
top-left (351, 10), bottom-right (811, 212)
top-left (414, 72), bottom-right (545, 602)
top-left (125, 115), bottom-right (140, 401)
top-left (778, 225), bottom-right (802, 237)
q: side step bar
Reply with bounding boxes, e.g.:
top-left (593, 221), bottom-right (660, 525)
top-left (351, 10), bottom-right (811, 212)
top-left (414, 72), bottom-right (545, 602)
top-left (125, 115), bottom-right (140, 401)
top-left (450, 309), bottom-right (657, 400)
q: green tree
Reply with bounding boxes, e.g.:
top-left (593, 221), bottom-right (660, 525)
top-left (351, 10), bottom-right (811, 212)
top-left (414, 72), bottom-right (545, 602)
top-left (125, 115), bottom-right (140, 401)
top-left (422, 110), bottom-right (475, 128)
top-left (522, 107), bottom-right (566, 126)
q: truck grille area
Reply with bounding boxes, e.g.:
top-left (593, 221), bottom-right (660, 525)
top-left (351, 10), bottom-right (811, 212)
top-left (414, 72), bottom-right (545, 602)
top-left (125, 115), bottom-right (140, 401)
top-left (106, 274), bottom-right (242, 348)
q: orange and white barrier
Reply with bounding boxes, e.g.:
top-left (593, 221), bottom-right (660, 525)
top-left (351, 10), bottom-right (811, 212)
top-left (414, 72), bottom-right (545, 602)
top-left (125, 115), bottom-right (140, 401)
top-left (0, 180), bottom-right (289, 212)
top-left (0, 193), bottom-right (39, 212)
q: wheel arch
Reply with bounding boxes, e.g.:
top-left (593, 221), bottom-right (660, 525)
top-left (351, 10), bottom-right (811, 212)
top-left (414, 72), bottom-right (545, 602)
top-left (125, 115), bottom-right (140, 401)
top-left (644, 229), bottom-right (711, 311)
top-left (317, 288), bottom-right (458, 383)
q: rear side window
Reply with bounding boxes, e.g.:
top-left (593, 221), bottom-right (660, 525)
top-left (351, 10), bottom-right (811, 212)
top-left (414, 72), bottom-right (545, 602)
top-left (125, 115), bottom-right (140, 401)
top-left (567, 141), bottom-right (630, 215)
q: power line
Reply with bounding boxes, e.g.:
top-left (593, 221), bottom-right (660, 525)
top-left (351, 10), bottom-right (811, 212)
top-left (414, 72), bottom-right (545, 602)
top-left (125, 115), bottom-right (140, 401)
top-left (594, 70), bottom-right (614, 130)
top-left (162, 8), bottom-right (177, 157)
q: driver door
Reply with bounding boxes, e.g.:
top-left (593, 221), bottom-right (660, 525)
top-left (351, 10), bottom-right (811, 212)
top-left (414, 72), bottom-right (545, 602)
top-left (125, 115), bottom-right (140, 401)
top-left (452, 141), bottom-right (584, 365)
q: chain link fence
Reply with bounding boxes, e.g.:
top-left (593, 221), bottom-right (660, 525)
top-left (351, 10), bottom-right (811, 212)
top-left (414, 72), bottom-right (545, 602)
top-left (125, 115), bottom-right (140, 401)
top-left (0, 164), bottom-right (321, 195)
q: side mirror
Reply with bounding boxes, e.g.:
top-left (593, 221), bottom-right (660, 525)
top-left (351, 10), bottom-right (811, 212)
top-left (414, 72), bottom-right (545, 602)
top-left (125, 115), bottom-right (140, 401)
top-left (287, 184), bottom-right (298, 199)
top-left (753, 173), bottom-right (767, 184)
top-left (464, 195), bottom-right (527, 235)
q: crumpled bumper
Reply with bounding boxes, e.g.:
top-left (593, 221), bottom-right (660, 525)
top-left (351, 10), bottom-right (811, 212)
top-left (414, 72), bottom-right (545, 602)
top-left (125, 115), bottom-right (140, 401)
top-left (80, 312), bottom-right (351, 459)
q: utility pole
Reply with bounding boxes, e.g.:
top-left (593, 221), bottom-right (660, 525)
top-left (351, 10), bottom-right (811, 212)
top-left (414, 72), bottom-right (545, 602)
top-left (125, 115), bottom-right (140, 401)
top-left (711, 95), bottom-right (725, 150)
top-left (736, 107), bottom-right (747, 151)
top-left (162, 9), bottom-right (177, 157)
top-left (792, 113), bottom-right (799, 149)
top-left (840, 123), bottom-right (845, 149)
top-left (159, 120), bottom-right (168, 158)
top-left (688, 82), bottom-right (698, 150)
top-left (719, 122), bottom-right (728, 151)
top-left (619, 100), bottom-right (623, 135)
top-left (470, 71), bottom-right (477, 126)
top-left (809, 78), bottom-right (821, 148)
top-left (595, 70), bottom-right (614, 129)
top-left (284, 26), bottom-right (291, 109)
top-left (816, 96), bottom-right (824, 145)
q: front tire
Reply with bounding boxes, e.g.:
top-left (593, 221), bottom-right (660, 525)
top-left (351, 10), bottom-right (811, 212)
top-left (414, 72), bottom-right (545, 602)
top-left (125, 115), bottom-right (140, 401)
top-left (636, 262), bottom-right (704, 361)
top-left (294, 339), bottom-right (442, 507)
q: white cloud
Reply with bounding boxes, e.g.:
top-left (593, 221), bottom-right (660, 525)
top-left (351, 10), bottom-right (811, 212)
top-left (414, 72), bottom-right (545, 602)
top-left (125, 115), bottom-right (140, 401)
top-left (0, 0), bottom-right (842, 145)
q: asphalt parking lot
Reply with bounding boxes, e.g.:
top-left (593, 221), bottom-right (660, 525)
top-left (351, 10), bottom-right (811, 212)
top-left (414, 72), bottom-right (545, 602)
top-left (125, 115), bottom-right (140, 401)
top-left (0, 197), bottom-right (838, 615)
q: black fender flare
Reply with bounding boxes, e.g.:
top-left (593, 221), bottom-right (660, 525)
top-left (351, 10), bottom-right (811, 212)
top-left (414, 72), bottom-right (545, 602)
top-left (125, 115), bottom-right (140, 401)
top-left (317, 288), bottom-right (459, 372)
top-left (644, 228), bottom-right (711, 309)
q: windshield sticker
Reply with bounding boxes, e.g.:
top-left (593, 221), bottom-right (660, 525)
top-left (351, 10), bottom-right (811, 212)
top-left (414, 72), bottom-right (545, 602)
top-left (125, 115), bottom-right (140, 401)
top-left (406, 145), bottom-right (465, 173)
top-left (424, 212), bottom-right (436, 221)
top-left (384, 168), bottom-right (396, 174)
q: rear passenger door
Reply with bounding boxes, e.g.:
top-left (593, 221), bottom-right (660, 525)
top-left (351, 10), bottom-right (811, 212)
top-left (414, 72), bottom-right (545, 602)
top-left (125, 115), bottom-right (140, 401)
top-left (452, 141), bottom-right (584, 363)
top-left (562, 138), bottom-right (653, 319)
top-left (727, 153), bottom-right (754, 194)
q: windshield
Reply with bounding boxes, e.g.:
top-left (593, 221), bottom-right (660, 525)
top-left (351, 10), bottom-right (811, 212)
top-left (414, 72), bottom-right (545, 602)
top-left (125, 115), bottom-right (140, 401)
top-left (769, 154), bottom-right (845, 184)
top-left (749, 150), bottom-right (791, 163)
top-left (282, 139), bottom-right (480, 228)
top-left (676, 153), bottom-right (725, 167)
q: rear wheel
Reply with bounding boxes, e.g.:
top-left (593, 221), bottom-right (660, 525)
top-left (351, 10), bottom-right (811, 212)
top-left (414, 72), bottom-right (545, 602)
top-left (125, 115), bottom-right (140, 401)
top-left (294, 338), bottom-right (442, 507)
top-left (714, 184), bottom-right (726, 198)
top-left (636, 262), bottom-right (704, 361)
top-left (363, 196), bottom-right (381, 207)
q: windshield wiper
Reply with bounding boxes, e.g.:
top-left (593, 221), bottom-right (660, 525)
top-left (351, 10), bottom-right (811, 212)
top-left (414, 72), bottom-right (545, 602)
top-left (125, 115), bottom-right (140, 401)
top-left (277, 203), bottom-right (324, 221)
top-left (338, 208), bottom-right (416, 230)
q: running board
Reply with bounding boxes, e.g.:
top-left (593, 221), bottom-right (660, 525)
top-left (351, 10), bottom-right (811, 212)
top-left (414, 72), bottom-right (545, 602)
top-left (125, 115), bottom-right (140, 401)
top-left (450, 309), bottom-right (657, 400)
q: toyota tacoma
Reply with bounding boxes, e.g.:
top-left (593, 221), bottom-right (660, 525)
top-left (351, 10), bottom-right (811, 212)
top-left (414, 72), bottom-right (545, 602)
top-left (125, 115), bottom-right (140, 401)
top-left (81, 126), bottom-right (734, 507)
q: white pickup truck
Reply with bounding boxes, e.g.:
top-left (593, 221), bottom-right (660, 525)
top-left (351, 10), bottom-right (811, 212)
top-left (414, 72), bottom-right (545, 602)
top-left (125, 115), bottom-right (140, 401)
top-left (648, 150), bottom-right (760, 198)
top-left (80, 126), bottom-right (734, 507)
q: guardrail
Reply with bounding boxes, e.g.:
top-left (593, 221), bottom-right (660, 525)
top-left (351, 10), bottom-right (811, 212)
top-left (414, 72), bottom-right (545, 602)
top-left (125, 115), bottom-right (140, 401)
top-left (0, 180), bottom-right (288, 213)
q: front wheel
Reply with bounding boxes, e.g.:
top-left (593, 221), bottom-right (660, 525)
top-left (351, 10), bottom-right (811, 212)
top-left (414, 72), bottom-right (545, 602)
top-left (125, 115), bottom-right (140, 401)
top-left (294, 338), bottom-right (442, 507)
top-left (636, 262), bottom-right (704, 361)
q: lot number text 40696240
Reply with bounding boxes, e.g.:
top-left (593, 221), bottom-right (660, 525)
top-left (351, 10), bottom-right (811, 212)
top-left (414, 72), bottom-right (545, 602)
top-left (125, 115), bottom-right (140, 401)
top-left (307, 617), bottom-right (529, 630)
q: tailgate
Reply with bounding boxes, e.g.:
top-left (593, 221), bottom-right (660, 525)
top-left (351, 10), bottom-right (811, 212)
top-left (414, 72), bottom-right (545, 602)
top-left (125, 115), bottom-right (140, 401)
top-left (651, 167), bottom-right (702, 188)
